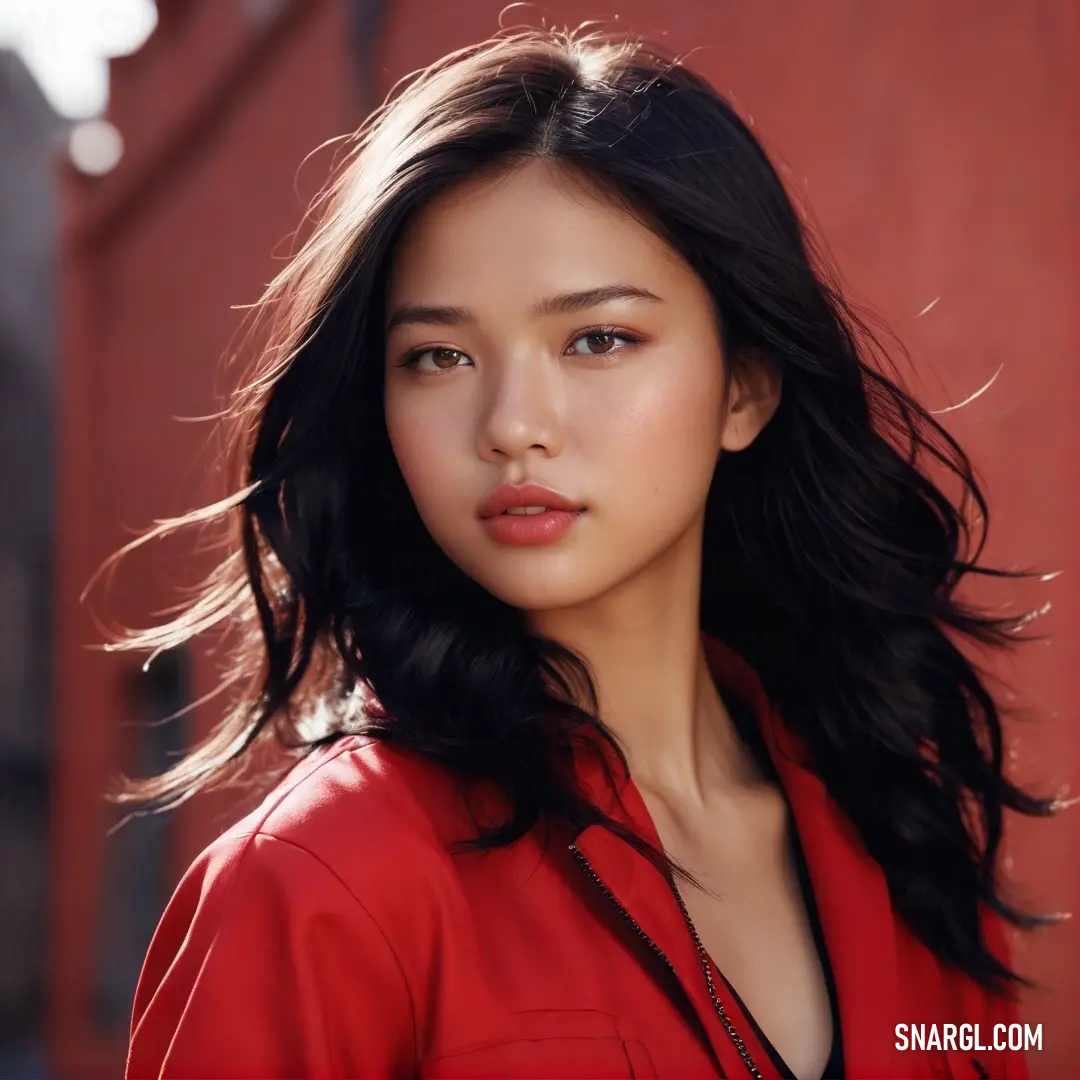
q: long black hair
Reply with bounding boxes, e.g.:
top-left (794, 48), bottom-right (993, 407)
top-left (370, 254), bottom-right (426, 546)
top-left (103, 25), bottom-right (1056, 991)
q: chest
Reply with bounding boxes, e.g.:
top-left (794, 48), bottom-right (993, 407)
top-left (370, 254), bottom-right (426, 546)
top-left (413, 811), bottom-right (1000, 1080)
top-left (639, 787), bottom-right (836, 1080)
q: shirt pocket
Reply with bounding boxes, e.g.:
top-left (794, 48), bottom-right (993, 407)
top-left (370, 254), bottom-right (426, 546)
top-left (422, 1008), bottom-right (658, 1079)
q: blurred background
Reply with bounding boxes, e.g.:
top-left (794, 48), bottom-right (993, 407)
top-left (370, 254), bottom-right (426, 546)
top-left (0, 0), bottom-right (1075, 1076)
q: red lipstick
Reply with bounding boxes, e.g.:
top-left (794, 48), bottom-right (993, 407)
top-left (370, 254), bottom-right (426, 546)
top-left (478, 483), bottom-right (586, 546)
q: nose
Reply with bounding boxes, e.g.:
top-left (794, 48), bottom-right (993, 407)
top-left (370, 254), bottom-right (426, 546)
top-left (477, 355), bottom-right (565, 463)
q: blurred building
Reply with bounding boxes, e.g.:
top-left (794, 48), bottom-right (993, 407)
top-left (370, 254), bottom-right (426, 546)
top-left (49, 1), bottom-right (1078, 1077)
top-left (49, 1), bottom-right (372, 1075)
top-left (0, 46), bottom-right (66, 1080)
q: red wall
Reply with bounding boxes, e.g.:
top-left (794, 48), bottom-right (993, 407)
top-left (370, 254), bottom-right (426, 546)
top-left (51, 0), bottom-right (1078, 1075)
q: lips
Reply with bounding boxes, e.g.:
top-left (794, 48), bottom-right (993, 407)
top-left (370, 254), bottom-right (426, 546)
top-left (478, 483), bottom-right (586, 519)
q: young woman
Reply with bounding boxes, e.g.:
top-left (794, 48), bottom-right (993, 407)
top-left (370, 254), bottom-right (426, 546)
top-left (119, 26), bottom-right (1052, 1080)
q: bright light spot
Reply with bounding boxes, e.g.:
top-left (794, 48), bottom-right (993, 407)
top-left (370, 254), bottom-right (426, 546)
top-left (244, 0), bottom-right (288, 23)
top-left (0, 0), bottom-right (158, 119)
top-left (69, 118), bottom-right (124, 175)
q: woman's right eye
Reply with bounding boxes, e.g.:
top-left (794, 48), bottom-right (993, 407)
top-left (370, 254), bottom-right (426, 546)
top-left (401, 346), bottom-right (472, 373)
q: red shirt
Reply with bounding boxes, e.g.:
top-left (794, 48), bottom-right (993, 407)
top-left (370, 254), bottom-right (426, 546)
top-left (127, 637), bottom-right (1029, 1079)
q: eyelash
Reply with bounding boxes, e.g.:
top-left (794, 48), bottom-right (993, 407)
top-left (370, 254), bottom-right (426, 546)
top-left (399, 325), bottom-right (645, 373)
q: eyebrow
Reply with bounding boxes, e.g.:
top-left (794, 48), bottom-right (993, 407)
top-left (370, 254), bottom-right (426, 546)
top-left (385, 283), bottom-right (664, 334)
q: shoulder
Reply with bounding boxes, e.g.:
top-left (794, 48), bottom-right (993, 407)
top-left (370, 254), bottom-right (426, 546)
top-left (192, 735), bottom-right (472, 913)
top-left (135, 737), bottom-right (466, 1031)
top-left (232, 734), bottom-right (453, 848)
top-left (128, 736), bottom-right (438, 1078)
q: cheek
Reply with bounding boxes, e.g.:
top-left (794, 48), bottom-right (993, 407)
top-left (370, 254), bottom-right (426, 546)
top-left (383, 394), bottom-right (463, 517)
top-left (584, 358), bottom-right (724, 504)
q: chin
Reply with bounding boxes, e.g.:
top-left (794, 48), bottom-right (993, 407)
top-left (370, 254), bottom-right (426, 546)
top-left (465, 563), bottom-right (621, 616)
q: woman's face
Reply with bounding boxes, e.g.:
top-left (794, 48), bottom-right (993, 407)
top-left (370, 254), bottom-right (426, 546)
top-left (383, 158), bottom-right (777, 615)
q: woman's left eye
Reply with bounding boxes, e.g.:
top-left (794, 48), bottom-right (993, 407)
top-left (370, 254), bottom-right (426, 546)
top-left (565, 328), bottom-right (642, 357)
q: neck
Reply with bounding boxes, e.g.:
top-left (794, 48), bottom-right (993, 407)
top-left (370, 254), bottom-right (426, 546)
top-left (528, 523), bottom-right (761, 810)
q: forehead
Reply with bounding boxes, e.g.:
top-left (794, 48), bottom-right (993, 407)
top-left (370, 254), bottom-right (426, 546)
top-left (385, 158), bottom-right (688, 304)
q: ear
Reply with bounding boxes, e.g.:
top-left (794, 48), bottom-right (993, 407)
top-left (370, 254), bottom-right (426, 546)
top-left (719, 349), bottom-right (782, 452)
